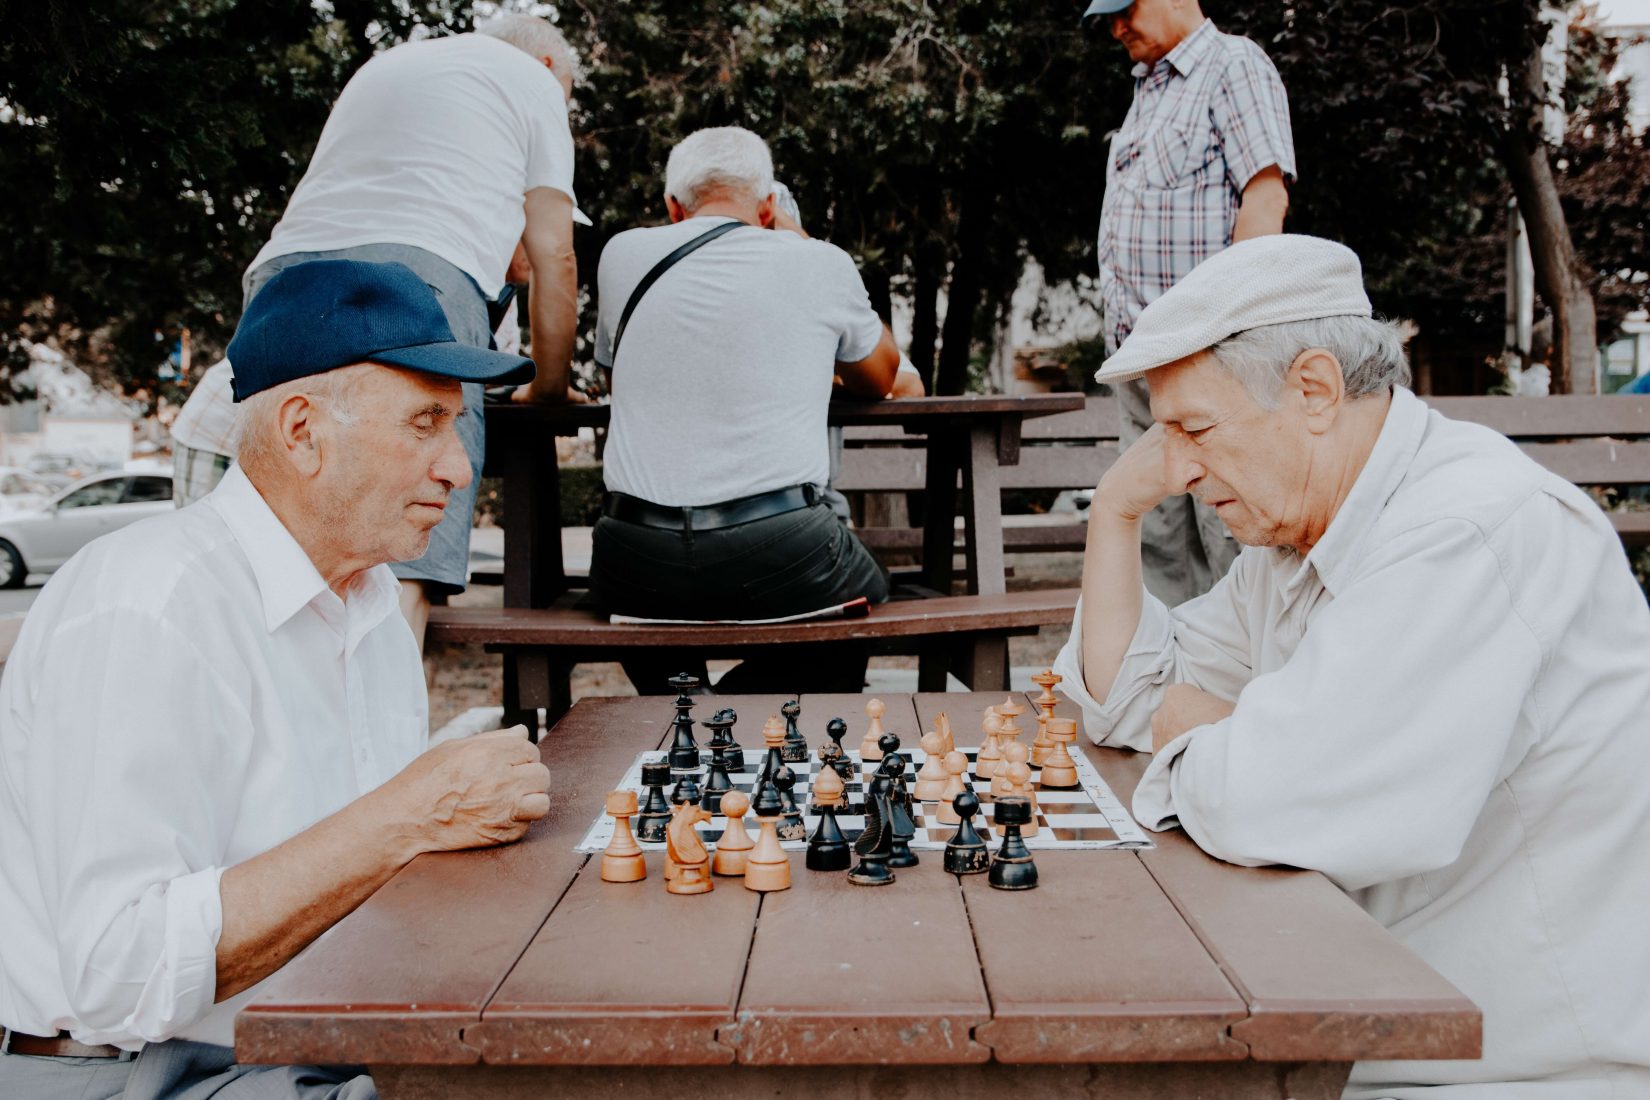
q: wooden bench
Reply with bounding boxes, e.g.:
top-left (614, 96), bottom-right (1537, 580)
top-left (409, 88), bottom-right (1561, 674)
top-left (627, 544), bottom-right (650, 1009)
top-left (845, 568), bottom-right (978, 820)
top-left (838, 393), bottom-right (1650, 556)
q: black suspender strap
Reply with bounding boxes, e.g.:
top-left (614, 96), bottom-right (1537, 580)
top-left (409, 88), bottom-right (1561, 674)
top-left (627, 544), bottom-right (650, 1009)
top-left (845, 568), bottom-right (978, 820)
top-left (608, 219), bottom-right (747, 365)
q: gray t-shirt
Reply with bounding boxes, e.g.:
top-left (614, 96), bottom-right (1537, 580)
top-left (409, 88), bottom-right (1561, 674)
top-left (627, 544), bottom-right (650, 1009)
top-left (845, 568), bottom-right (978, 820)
top-left (595, 217), bottom-right (884, 507)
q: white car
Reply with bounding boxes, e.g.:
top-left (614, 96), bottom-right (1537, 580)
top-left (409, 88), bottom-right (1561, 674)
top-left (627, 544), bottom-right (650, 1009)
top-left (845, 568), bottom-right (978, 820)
top-left (0, 472), bottom-right (174, 588)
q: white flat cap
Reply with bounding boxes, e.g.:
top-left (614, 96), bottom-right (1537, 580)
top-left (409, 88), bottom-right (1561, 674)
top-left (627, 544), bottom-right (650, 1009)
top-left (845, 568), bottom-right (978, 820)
top-left (1095, 235), bottom-right (1373, 384)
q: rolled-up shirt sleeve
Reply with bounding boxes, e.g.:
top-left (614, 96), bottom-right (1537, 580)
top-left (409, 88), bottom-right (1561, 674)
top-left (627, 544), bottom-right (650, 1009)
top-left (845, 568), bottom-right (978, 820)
top-left (1133, 520), bottom-right (1541, 891)
top-left (23, 605), bottom-right (252, 1043)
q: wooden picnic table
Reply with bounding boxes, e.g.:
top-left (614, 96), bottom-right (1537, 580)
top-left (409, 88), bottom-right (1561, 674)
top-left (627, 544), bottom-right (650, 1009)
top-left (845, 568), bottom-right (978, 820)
top-left (481, 392), bottom-right (1087, 607)
top-left (238, 693), bottom-right (1480, 1098)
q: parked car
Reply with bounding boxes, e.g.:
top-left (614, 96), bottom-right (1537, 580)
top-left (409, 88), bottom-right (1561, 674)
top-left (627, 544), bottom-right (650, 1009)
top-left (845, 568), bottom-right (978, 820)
top-left (0, 467), bottom-right (56, 514)
top-left (0, 472), bottom-right (174, 588)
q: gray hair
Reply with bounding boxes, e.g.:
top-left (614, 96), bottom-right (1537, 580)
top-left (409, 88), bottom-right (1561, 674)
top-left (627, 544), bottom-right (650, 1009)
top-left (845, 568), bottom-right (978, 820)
top-left (1206, 315), bottom-right (1412, 410)
top-left (232, 367), bottom-right (367, 473)
top-left (665, 127), bottom-right (775, 212)
top-left (475, 13), bottom-right (581, 84)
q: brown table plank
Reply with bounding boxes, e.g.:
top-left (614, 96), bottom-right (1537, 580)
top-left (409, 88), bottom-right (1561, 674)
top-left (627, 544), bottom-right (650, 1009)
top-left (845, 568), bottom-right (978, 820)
top-left (237, 696), bottom-right (674, 1066)
top-left (913, 692), bottom-right (1248, 1064)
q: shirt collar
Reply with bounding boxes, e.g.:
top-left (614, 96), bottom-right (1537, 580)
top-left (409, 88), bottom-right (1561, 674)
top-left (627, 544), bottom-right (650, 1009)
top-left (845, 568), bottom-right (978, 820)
top-left (1281, 387), bottom-right (1430, 599)
top-left (205, 464), bottom-right (401, 636)
top-left (1133, 18), bottom-right (1218, 80)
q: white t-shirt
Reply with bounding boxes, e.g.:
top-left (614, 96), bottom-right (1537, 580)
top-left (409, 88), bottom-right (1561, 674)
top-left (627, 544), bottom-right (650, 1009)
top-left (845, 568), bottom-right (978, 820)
top-left (249, 34), bottom-right (576, 297)
top-left (596, 217), bottom-right (884, 507)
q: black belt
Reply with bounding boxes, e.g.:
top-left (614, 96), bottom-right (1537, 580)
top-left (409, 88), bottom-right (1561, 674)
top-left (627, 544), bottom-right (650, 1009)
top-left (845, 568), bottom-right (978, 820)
top-left (603, 485), bottom-right (818, 531)
top-left (0, 1027), bottom-right (133, 1060)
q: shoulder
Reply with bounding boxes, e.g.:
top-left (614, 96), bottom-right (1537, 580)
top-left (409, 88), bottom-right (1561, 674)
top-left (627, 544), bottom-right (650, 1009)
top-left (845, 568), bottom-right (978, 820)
top-left (1205, 27), bottom-right (1286, 85)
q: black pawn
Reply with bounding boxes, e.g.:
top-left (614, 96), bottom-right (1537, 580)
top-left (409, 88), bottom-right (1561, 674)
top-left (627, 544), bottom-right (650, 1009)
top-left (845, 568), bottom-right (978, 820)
top-left (670, 769), bottom-right (702, 808)
top-left (987, 796), bottom-right (1039, 890)
top-left (773, 766), bottom-right (807, 841)
top-left (702, 744), bottom-right (733, 815)
top-left (943, 791), bottom-right (990, 875)
top-left (780, 699), bottom-right (809, 764)
top-left (824, 717), bottom-right (854, 780)
top-left (666, 672), bottom-right (701, 770)
top-left (705, 708), bottom-right (744, 772)
top-left (848, 779), bottom-right (897, 886)
top-left (635, 761), bottom-right (672, 843)
top-left (752, 768), bottom-right (784, 819)
top-left (806, 799), bottom-right (852, 872)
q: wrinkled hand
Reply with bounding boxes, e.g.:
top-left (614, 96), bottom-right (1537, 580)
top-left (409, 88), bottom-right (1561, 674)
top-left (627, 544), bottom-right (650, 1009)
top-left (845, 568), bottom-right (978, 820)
top-left (1150, 684), bottom-right (1236, 753)
top-left (385, 727), bottom-right (551, 852)
top-left (1095, 424), bottom-right (1188, 523)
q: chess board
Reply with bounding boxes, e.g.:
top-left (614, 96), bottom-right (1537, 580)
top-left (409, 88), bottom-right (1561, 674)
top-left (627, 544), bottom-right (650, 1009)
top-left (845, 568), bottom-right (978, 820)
top-left (576, 745), bottom-right (1153, 854)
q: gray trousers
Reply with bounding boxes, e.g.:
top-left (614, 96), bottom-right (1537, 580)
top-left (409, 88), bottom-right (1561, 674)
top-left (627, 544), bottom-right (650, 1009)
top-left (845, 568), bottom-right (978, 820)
top-left (1116, 376), bottom-right (1239, 607)
top-left (0, 1038), bottom-right (375, 1099)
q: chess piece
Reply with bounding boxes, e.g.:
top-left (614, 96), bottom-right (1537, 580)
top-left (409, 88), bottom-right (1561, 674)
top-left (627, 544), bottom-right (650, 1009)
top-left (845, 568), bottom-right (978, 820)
top-left (635, 761), bottom-right (673, 843)
top-left (848, 775), bottom-right (897, 886)
top-left (994, 697), bottom-right (1025, 775)
top-left (773, 765), bottom-right (807, 841)
top-left (818, 737), bottom-right (846, 786)
top-left (601, 790), bottom-right (647, 883)
top-left (937, 750), bottom-right (970, 825)
top-left (988, 797), bottom-right (1038, 890)
top-left (1003, 744), bottom-right (1039, 838)
top-left (943, 790), bottom-right (991, 875)
top-left (702, 710), bottom-right (740, 781)
top-left (860, 698), bottom-right (886, 761)
top-left (805, 764), bottom-right (851, 871)
top-left (758, 715), bottom-right (787, 786)
top-left (1031, 670), bottom-right (1061, 766)
top-left (670, 770), bottom-right (702, 809)
top-left (744, 775), bottom-right (792, 892)
top-left (666, 672), bottom-right (701, 770)
top-left (702, 743), bottom-right (733, 815)
top-left (976, 710), bottom-right (1005, 783)
top-left (665, 800), bottom-right (715, 895)
top-left (711, 790), bottom-right (754, 876)
top-left (936, 711), bottom-right (955, 756)
top-left (914, 730), bottom-right (948, 801)
top-left (780, 699), bottom-right (809, 763)
top-left (882, 769), bottom-right (919, 869)
top-left (711, 707), bottom-right (744, 770)
top-left (1039, 717), bottom-right (1081, 790)
top-left (823, 717), bottom-right (855, 780)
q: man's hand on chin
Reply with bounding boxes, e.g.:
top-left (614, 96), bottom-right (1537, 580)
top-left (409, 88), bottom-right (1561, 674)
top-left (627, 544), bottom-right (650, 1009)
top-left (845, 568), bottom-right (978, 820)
top-left (1151, 684), bottom-right (1236, 753)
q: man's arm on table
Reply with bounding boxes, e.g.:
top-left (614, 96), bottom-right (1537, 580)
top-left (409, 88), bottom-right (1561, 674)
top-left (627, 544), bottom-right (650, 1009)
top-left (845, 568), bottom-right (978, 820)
top-left (216, 729), bottom-right (549, 1000)
top-left (512, 185), bottom-right (581, 405)
top-left (836, 325), bottom-right (901, 399)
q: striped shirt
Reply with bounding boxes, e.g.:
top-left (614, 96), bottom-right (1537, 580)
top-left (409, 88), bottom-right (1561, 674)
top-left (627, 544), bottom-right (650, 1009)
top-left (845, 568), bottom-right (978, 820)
top-left (1097, 20), bottom-right (1296, 352)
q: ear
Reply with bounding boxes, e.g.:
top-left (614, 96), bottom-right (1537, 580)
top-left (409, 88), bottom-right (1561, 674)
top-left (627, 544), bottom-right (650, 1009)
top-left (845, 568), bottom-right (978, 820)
top-left (1287, 348), bottom-right (1345, 435)
top-left (665, 194), bottom-right (687, 224)
top-left (277, 393), bottom-right (325, 477)
top-left (756, 193), bottom-right (776, 228)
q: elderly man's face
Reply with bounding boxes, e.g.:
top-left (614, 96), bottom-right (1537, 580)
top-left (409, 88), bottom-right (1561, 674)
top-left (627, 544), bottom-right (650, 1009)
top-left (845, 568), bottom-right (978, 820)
top-left (314, 366), bottom-right (471, 569)
top-left (1147, 352), bottom-right (1314, 551)
top-left (1108, 0), bottom-right (1188, 65)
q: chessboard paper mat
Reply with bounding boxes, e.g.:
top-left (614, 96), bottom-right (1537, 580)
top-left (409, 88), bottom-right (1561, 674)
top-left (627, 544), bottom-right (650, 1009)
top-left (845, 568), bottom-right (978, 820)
top-left (576, 746), bottom-right (1153, 853)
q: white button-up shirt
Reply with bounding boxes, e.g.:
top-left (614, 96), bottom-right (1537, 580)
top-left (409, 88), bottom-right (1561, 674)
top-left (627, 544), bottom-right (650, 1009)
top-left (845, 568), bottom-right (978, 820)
top-left (1055, 388), bottom-right (1650, 1098)
top-left (0, 465), bottom-right (427, 1050)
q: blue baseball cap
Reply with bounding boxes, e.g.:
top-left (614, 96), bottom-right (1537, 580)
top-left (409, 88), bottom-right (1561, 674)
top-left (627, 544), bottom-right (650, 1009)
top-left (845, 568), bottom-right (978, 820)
top-left (1081, 0), bottom-right (1133, 25)
top-left (226, 259), bottom-right (536, 401)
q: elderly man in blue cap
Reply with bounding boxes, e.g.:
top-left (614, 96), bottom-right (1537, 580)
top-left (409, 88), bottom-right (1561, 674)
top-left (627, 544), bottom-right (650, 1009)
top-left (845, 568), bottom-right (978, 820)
top-left (1058, 235), bottom-right (1650, 1097)
top-left (1084, 0), bottom-right (1295, 607)
top-left (0, 260), bottom-right (552, 1098)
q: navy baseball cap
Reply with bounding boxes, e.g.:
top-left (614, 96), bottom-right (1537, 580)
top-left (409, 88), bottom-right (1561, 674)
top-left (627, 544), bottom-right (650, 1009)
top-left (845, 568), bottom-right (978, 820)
top-left (1081, 0), bottom-right (1133, 25)
top-left (226, 259), bottom-right (536, 401)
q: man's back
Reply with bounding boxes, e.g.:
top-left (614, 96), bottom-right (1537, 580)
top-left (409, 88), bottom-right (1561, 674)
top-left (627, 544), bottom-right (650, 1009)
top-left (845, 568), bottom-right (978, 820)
top-left (595, 217), bottom-right (883, 507)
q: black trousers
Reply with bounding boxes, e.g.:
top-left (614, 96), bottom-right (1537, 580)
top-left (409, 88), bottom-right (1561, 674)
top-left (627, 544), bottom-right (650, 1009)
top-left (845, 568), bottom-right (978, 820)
top-left (589, 502), bottom-right (889, 695)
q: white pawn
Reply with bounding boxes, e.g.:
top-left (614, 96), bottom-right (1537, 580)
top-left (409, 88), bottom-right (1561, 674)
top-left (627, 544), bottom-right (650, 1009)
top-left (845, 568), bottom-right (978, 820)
top-left (914, 730), bottom-right (948, 801)
top-left (861, 698), bottom-right (886, 761)
top-left (937, 750), bottom-right (970, 825)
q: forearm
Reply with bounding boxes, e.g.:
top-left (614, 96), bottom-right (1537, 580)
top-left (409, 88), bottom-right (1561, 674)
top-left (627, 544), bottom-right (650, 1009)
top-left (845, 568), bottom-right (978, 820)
top-left (1231, 168), bottom-right (1288, 242)
top-left (215, 791), bottom-right (419, 1001)
top-left (522, 249), bottom-right (578, 402)
top-left (1078, 510), bottom-right (1147, 705)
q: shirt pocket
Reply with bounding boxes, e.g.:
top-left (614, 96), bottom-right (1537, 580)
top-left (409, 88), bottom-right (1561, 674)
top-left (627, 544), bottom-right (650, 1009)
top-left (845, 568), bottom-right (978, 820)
top-left (1137, 121), bottom-right (1196, 191)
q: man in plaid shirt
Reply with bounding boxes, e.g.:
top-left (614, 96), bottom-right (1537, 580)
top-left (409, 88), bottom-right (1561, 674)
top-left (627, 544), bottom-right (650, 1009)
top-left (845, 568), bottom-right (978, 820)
top-left (1086, 0), bottom-right (1295, 605)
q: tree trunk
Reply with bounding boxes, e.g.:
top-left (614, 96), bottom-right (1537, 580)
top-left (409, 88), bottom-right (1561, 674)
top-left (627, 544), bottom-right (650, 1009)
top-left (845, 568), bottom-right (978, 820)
top-left (936, 188), bottom-right (991, 396)
top-left (911, 264), bottom-right (939, 391)
top-left (1500, 36), bottom-right (1597, 394)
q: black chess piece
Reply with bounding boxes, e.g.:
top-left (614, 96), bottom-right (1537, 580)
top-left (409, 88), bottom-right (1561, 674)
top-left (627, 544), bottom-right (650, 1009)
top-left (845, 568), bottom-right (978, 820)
top-left (824, 717), bottom-right (854, 780)
top-left (702, 743), bottom-right (733, 815)
top-left (714, 708), bottom-right (746, 771)
top-left (987, 796), bottom-right (1039, 890)
top-left (772, 766), bottom-right (807, 841)
top-left (704, 709), bottom-right (744, 773)
top-left (943, 791), bottom-right (991, 875)
top-left (880, 766), bottom-right (919, 869)
top-left (670, 769), bottom-right (702, 808)
top-left (805, 796), bottom-right (852, 872)
top-left (848, 779), bottom-right (896, 886)
top-left (635, 760), bottom-right (672, 843)
top-left (666, 672), bottom-right (701, 770)
top-left (780, 699), bottom-right (809, 764)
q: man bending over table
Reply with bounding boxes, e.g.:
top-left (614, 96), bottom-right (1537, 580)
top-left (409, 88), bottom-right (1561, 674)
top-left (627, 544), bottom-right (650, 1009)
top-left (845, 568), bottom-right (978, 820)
top-left (1054, 235), bottom-right (1650, 1098)
top-left (0, 260), bottom-right (551, 1098)
top-left (588, 125), bottom-right (902, 695)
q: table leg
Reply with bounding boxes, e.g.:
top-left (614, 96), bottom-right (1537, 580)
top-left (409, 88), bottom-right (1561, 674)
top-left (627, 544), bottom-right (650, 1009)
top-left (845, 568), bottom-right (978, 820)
top-left (501, 422), bottom-right (565, 610)
top-left (959, 422), bottom-right (1006, 597)
top-left (374, 1061), bottom-right (1352, 1099)
top-left (920, 428), bottom-right (963, 595)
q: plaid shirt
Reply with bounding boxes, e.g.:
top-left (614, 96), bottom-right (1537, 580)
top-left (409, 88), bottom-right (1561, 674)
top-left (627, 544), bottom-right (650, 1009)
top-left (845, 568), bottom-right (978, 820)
top-left (1097, 20), bottom-right (1295, 352)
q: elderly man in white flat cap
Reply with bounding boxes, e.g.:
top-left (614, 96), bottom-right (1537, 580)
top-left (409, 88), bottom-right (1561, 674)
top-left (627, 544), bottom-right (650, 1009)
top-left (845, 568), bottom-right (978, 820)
top-left (1054, 234), bottom-right (1650, 1098)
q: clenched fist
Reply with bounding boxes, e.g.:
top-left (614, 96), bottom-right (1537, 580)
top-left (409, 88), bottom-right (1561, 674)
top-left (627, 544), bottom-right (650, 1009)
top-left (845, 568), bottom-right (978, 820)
top-left (380, 726), bottom-right (551, 853)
